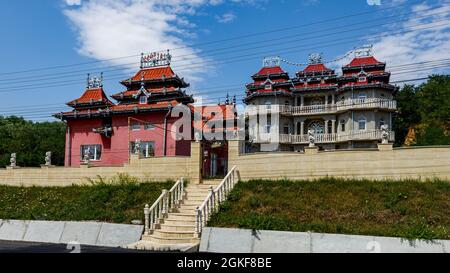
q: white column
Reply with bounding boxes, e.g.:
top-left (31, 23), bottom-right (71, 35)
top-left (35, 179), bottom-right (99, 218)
top-left (300, 96), bottom-right (304, 108)
top-left (294, 122), bottom-right (298, 135)
top-left (332, 120), bottom-right (336, 134)
top-left (332, 94), bottom-right (335, 105)
top-left (325, 95), bottom-right (328, 107)
top-left (325, 120), bottom-right (329, 134)
top-left (300, 121), bottom-right (305, 136)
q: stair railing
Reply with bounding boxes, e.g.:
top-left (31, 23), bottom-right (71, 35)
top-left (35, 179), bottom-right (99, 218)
top-left (143, 178), bottom-right (185, 235)
top-left (195, 166), bottom-right (238, 237)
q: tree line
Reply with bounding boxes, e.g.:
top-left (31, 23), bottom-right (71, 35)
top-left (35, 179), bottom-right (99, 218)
top-left (0, 116), bottom-right (66, 167)
top-left (394, 75), bottom-right (450, 146)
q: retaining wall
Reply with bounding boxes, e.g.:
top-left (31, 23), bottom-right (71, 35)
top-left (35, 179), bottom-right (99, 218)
top-left (200, 227), bottom-right (450, 253)
top-left (228, 141), bottom-right (450, 181)
top-left (0, 219), bottom-right (143, 247)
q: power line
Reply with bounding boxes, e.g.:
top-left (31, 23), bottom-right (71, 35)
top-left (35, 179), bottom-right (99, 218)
top-left (0, 5), bottom-right (446, 86)
top-left (1, 18), bottom-right (449, 93)
top-left (0, 0), bottom-right (424, 77)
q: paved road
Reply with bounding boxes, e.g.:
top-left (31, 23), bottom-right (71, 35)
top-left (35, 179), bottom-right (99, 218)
top-left (0, 240), bottom-right (150, 253)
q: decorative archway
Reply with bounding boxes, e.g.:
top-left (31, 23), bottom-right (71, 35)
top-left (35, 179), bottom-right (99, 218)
top-left (308, 120), bottom-right (325, 134)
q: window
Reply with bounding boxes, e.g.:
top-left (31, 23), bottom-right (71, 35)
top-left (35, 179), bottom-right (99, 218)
top-left (265, 84), bottom-right (272, 90)
top-left (265, 101), bottom-right (272, 110)
top-left (309, 121), bottom-right (325, 134)
top-left (358, 116), bottom-right (366, 131)
top-left (265, 116), bottom-right (271, 133)
top-left (130, 141), bottom-right (155, 158)
top-left (131, 123), bottom-right (140, 131)
top-left (80, 145), bottom-right (102, 161)
top-left (341, 120), bottom-right (346, 132)
top-left (283, 124), bottom-right (290, 134)
top-left (358, 93), bottom-right (367, 100)
top-left (358, 76), bottom-right (367, 83)
top-left (144, 123), bottom-right (155, 130)
top-left (139, 96), bottom-right (147, 104)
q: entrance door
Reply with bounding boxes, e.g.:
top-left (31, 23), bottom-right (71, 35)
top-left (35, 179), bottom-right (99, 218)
top-left (210, 153), bottom-right (217, 177)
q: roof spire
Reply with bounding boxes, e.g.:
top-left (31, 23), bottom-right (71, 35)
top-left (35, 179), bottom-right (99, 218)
top-left (263, 56), bottom-right (281, 67)
top-left (140, 50), bottom-right (172, 68)
top-left (354, 44), bottom-right (373, 58)
top-left (308, 53), bottom-right (323, 64)
top-left (225, 93), bottom-right (230, 105)
top-left (87, 73), bottom-right (103, 89)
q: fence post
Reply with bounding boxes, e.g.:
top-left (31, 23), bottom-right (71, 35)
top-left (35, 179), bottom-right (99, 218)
top-left (144, 204), bottom-right (150, 235)
top-left (180, 177), bottom-right (185, 204)
top-left (161, 189), bottom-right (168, 217)
top-left (195, 207), bottom-right (201, 238)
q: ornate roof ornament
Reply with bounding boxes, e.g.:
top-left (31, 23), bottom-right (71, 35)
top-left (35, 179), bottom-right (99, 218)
top-left (86, 73), bottom-right (103, 89)
top-left (308, 53), bottom-right (323, 64)
top-left (263, 56), bottom-right (281, 68)
top-left (140, 50), bottom-right (172, 68)
top-left (354, 44), bottom-right (373, 58)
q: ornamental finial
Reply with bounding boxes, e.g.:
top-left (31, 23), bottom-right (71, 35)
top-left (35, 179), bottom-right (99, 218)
top-left (355, 44), bottom-right (373, 58)
top-left (308, 53), bottom-right (323, 64)
top-left (263, 56), bottom-right (281, 67)
top-left (87, 73), bottom-right (103, 89)
top-left (140, 50), bottom-right (172, 68)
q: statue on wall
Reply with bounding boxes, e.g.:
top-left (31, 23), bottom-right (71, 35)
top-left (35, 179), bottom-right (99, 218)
top-left (83, 148), bottom-right (91, 164)
top-left (45, 151), bottom-right (52, 166)
top-left (381, 124), bottom-right (389, 144)
top-left (135, 139), bottom-right (141, 155)
top-left (308, 129), bottom-right (315, 148)
top-left (10, 153), bottom-right (16, 167)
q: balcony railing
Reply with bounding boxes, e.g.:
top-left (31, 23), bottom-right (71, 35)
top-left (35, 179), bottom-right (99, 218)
top-left (277, 130), bottom-right (395, 144)
top-left (277, 98), bottom-right (396, 116)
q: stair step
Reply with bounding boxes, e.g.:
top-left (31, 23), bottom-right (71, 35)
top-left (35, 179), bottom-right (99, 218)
top-left (142, 235), bottom-right (199, 245)
top-left (164, 218), bottom-right (196, 225)
top-left (153, 230), bottom-right (196, 239)
top-left (168, 213), bottom-right (196, 221)
top-left (177, 208), bottom-right (197, 214)
top-left (160, 224), bottom-right (196, 232)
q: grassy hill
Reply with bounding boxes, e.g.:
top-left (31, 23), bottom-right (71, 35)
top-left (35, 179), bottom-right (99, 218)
top-left (208, 178), bottom-right (450, 240)
top-left (0, 174), bottom-right (173, 224)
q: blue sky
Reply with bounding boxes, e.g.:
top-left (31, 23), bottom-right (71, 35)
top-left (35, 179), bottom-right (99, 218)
top-left (0, 0), bottom-right (449, 121)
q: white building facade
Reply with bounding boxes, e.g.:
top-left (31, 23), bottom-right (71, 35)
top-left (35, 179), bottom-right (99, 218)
top-left (244, 50), bottom-right (397, 152)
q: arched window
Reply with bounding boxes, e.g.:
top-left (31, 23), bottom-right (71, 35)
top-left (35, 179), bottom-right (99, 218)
top-left (341, 120), bottom-right (346, 132)
top-left (309, 121), bottom-right (325, 134)
top-left (358, 116), bottom-right (366, 131)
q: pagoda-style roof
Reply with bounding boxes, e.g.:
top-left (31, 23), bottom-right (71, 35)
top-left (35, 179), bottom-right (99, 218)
top-left (67, 87), bottom-right (114, 108)
top-left (55, 100), bottom-right (180, 120)
top-left (120, 66), bottom-right (189, 88)
top-left (345, 56), bottom-right (384, 67)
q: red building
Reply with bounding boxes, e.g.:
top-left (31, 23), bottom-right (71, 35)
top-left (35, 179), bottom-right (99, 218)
top-left (55, 51), bottom-right (235, 176)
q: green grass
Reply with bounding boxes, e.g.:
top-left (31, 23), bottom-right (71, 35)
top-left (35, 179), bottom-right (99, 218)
top-left (0, 174), bottom-right (174, 224)
top-left (208, 178), bottom-right (450, 240)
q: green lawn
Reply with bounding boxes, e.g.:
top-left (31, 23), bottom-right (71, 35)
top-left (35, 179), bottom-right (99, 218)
top-left (0, 174), bottom-right (174, 224)
top-left (208, 178), bottom-right (450, 240)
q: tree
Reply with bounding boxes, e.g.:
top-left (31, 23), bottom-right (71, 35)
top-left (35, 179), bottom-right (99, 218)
top-left (0, 116), bottom-right (66, 167)
top-left (393, 84), bottom-right (420, 146)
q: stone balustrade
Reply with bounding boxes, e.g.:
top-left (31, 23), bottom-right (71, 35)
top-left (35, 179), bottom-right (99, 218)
top-left (277, 130), bottom-right (395, 144)
top-left (277, 98), bottom-right (397, 116)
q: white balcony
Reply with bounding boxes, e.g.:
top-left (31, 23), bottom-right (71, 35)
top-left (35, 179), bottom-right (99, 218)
top-left (278, 98), bottom-right (396, 116)
top-left (278, 130), bottom-right (395, 144)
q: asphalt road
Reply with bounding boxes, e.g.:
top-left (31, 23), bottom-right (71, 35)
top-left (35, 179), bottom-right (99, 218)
top-left (0, 240), bottom-right (150, 253)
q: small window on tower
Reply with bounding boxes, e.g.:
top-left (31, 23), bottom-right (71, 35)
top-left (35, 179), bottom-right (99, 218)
top-left (358, 76), bottom-right (367, 83)
top-left (140, 96), bottom-right (147, 104)
top-left (265, 84), bottom-right (272, 90)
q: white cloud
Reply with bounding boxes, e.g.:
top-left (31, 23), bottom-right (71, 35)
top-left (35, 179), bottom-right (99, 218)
top-left (215, 12), bottom-right (237, 23)
top-left (65, 0), bottom-right (82, 6)
top-left (62, 0), bottom-right (257, 84)
top-left (335, 1), bottom-right (450, 84)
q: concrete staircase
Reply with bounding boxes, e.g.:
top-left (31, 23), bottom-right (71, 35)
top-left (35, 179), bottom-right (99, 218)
top-left (129, 179), bottom-right (222, 251)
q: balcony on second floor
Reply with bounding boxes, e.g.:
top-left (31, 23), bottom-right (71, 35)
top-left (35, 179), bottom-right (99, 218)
top-left (278, 98), bottom-right (396, 116)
